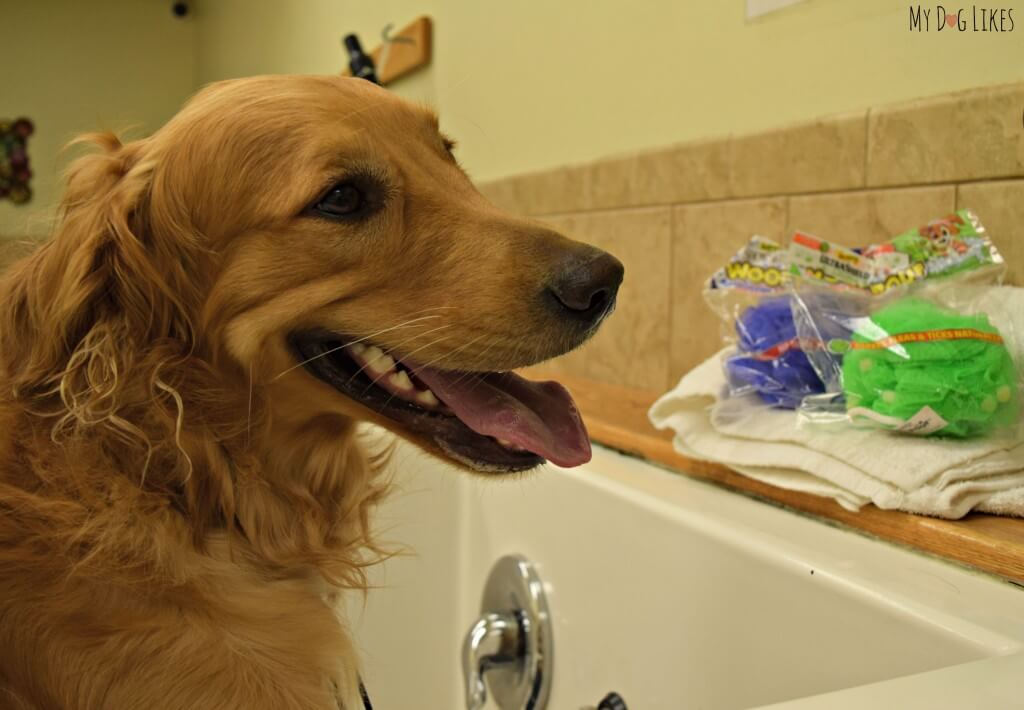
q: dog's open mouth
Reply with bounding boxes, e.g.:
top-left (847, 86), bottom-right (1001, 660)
top-left (289, 332), bottom-right (591, 473)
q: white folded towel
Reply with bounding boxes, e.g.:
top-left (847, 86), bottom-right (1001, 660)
top-left (649, 286), bottom-right (1024, 519)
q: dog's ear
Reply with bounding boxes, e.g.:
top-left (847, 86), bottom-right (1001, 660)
top-left (0, 132), bottom-right (202, 432)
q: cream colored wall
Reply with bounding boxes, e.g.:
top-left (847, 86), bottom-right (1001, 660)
top-left (7, 1), bottom-right (1022, 237)
top-left (194, 0), bottom-right (437, 104)
top-left (0, 0), bottom-right (195, 238)
top-left (193, 0), bottom-right (1024, 183)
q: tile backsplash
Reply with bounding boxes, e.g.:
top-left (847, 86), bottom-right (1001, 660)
top-left (2, 83), bottom-right (1020, 396)
top-left (482, 82), bottom-right (1024, 393)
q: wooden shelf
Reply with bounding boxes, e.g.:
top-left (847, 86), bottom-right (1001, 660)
top-left (523, 369), bottom-right (1024, 586)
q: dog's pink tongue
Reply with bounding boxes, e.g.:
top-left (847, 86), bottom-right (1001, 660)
top-left (408, 366), bottom-right (592, 467)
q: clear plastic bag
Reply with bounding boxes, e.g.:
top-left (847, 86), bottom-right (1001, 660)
top-left (723, 296), bottom-right (827, 409)
top-left (704, 210), bottom-right (1014, 425)
top-left (788, 209), bottom-right (1005, 295)
top-left (788, 210), bottom-right (1017, 437)
top-left (704, 237), bottom-right (825, 409)
top-left (795, 293), bottom-right (1019, 437)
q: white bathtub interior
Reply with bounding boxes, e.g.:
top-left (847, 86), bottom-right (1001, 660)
top-left (348, 434), bottom-right (1024, 709)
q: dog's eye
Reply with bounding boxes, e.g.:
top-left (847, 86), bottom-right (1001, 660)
top-left (315, 183), bottom-right (364, 218)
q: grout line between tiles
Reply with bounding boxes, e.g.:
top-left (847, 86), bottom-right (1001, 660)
top-left (863, 107), bottom-right (872, 189)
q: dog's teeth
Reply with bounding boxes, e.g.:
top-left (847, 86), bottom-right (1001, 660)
top-left (389, 371), bottom-right (414, 391)
top-left (495, 437), bottom-right (525, 451)
top-left (415, 390), bottom-right (440, 407)
top-left (348, 342), bottom-right (367, 355)
top-left (364, 346), bottom-right (396, 375)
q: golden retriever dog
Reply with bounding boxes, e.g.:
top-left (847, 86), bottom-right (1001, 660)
top-left (0, 75), bottom-right (622, 709)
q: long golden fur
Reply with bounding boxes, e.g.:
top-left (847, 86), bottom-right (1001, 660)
top-left (0, 75), bottom-right (618, 709)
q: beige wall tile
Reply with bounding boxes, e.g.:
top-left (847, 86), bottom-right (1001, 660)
top-left (486, 111), bottom-right (865, 213)
top-left (585, 139), bottom-right (732, 210)
top-left (479, 173), bottom-right (535, 215)
top-left (787, 186), bottom-right (956, 247)
top-left (541, 209), bottom-right (672, 391)
top-left (729, 112), bottom-right (867, 198)
top-left (868, 82), bottom-right (1024, 187)
top-left (477, 166), bottom-right (592, 217)
top-left (483, 81), bottom-right (1024, 216)
top-left (583, 154), bottom-right (638, 212)
top-left (522, 166), bottom-right (592, 215)
top-left (641, 140), bottom-right (733, 204)
top-left (670, 198), bottom-right (788, 382)
top-left (476, 177), bottom-right (521, 214)
top-left (958, 180), bottom-right (1024, 286)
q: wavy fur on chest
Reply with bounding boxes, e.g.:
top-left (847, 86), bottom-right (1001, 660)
top-left (0, 128), bottom-right (388, 709)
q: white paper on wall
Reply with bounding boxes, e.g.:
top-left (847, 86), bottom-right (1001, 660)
top-left (746, 0), bottom-right (807, 20)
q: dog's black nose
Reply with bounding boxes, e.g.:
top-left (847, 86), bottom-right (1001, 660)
top-left (547, 251), bottom-right (624, 323)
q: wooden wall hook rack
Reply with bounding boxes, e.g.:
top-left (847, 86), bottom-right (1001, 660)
top-left (341, 16), bottom-right (432, 86)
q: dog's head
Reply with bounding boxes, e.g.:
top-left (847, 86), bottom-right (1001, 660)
top-left (2, 75), bottom-right (622, 475)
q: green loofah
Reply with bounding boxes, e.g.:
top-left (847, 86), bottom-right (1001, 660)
top-left (842, 298), bottom-right (1019, 437)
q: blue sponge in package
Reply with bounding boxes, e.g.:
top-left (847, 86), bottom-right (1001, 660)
top-left (724, 296), bottom-right (826, 409)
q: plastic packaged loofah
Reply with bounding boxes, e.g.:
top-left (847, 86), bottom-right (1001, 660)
top-left (703, 210), bottom-right (1014, 421)
top-left (839, 298), bottom-right (1019, 437)
top-left (724, 296), bottom-right (826, 409)
top-left (788, 210), bottom-right (1017, 437)
top-left (705, 239), bottom-right (825, 409)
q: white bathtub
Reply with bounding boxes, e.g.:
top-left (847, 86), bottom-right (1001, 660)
top-left (349, 436), bottom-right (1024, 709)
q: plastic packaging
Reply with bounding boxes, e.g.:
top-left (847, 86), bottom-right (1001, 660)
top-left (788, 210), bottom-right (1017, 437)
top-left (724, 296), bottom-right (826, 409)
top-left (705, 238), bottom-right (825, 409)
top-left (839, 298), bottom-right (1018, 437)
top-left (704, 210), bottom-right (1016, 428)
top-left (788, 209), bottom-right (1005, 295)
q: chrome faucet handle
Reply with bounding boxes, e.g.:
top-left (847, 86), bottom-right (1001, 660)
top-left (462, 611), bottom-right (523, 709)
top-left (460, 556), bottom-right (553, 710)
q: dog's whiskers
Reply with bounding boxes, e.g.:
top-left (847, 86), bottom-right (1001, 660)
top-left (370, 331), bottom-right (497, 411)
top-left (410, 332), bottom-right (490, 374)
top-left (269, 310), bottom-right (452, 382)
top-left (369, 331), bottom-right (491, 411)
top-left (368, 334), bottom-right (461, 410)
top-left (443, 338), bottom-right (499, 390)
top-left (348, 324), bottom-right (455, 389)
